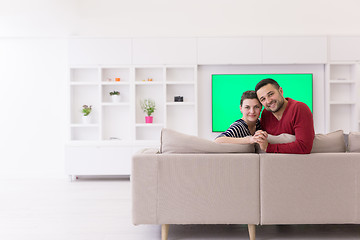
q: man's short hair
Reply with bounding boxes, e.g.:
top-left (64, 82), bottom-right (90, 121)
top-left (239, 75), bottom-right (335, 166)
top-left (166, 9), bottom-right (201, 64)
top-left (255, 78), bottom-right (280, 94)
top-left (240, 90), bottom-right (259, 106)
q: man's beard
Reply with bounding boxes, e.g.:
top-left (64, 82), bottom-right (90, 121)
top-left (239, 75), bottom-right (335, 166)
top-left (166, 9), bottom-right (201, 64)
top-left (266, 98), bottom-right (285, 113)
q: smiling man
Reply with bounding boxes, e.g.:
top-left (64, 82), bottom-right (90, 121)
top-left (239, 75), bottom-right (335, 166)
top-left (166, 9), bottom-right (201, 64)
top-left (254, 78), bottom-right (315, 154)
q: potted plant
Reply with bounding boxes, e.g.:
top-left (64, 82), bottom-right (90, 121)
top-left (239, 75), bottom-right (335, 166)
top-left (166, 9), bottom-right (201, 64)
top-left (109, 91), bottom-right (121, 103)
top-left (140, 99), bottom-right (156, 123)
top-left (82, 105), bottom-right (92, 124)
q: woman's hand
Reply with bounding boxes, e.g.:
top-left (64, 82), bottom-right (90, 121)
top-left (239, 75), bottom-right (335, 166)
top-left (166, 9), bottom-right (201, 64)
top-left (254, 130), bottom-right (268, 140)
top-left (253, 130), bottom-right (269, 151)
top-left (247, 136), bottom-right (256, 144)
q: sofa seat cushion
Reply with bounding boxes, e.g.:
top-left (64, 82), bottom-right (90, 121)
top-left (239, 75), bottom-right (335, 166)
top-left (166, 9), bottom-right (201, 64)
top-left (160, 128), bottom-right (255, 154)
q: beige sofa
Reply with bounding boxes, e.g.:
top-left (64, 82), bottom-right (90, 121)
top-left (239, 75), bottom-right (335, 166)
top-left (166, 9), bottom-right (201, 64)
top-left (132, 129), bottom-right (360, 240)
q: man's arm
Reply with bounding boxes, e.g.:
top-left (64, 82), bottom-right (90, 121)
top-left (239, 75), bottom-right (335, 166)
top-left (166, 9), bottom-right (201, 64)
top-left (266, 103), bottom-right (315, 154)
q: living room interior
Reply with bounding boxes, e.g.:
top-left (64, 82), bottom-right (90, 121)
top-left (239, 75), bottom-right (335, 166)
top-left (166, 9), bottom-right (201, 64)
top-left (1, 1), bottom-right (360, 239)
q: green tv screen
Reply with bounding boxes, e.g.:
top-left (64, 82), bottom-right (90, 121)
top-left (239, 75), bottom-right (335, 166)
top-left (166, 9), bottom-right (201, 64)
top-left (212, 74), bottom-right (313, 132)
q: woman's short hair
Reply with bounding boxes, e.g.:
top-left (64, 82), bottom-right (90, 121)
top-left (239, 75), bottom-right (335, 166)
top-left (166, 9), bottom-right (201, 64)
top-left (240, 90), bottom-right (259, 106)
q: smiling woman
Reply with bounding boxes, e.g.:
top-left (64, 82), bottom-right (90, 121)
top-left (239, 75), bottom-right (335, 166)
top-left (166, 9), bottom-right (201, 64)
top-left (214, 90), bottom-right (262, 144)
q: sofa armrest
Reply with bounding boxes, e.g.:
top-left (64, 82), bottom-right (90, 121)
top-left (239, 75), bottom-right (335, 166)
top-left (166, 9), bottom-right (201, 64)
top-left (132, 150), bottom-right (159, 224)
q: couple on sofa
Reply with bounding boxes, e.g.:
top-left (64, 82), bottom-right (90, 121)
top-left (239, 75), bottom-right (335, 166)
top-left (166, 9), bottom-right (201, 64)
top-left (215, 78), bottom-right (315, 154)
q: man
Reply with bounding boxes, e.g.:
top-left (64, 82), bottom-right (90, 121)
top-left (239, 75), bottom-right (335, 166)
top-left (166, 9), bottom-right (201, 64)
top-left (254, 78), bottom-right (314, 154)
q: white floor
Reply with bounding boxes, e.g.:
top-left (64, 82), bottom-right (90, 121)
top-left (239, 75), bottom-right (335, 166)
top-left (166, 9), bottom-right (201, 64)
top-left (1, 177), bottom-right (360, 240)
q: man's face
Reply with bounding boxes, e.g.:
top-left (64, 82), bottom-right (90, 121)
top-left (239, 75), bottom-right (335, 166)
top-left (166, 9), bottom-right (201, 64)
top-left (256, 84), bottom-right (285, 113)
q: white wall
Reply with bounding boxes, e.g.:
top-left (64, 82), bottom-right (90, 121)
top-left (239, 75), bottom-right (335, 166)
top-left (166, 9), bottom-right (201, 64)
top-left (1, 0), bottom-right (360, 37)
top-left (0, 39), bottom-right (68, 178)
top-left (1, 0), bottom-right (360, 178)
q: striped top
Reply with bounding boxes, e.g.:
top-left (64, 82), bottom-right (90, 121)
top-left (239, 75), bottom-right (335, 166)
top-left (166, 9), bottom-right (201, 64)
top-left (217, 119), bottom-right (261, 138)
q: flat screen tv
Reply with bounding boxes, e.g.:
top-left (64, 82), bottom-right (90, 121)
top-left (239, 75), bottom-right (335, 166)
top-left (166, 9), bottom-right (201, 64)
top-left (212, 73), bottom-right (313, 132)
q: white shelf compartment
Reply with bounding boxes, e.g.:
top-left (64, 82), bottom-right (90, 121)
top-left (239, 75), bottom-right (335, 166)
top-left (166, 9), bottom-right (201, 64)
top-left (135, 84), bottom-right (164, 124)
top-left (70, 85), bottom-right (100, 124)
top-left (102, 105), bottom-right (132, 141)
top-left (102, 84), bottom-right (130, 103)
top-left (329, 83), bottom-right (357, 103)
top-left (166, 84), bottom-right (195, 103)
top-left (101, 67), bottom-right (130, 83)
top-left (70, 68), bottom-right (99, 83)
top-left (329, 104), bottom-right (358, 134)
top-left (166, 104), bottom-right (197, 135)
top-left (71, 126), bottom-right (99, 141)
top-left (166, 66), bottom-right (195, 83)
top-left (135, 124), bottom-right (163, 141)
top-left (135, 66), bottom-right (164, 83)
top-left (329, 63), bottom-right (357, 81)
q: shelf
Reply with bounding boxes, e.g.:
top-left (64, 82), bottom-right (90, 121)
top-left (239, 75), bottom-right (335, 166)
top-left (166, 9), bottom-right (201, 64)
top-left (70, 124), bottom-right (99, 127)
top-left (70, 82), bottom-right (99, 86)
top-left (102, 102), bottom-right (130, 106)
top-left (101, 82), bottom-right (130, 85)
top-left (166, 81), bottom-right (195, 85)
top-left (330, 101), bottom-right (356, 105)
top-left (133, 140), bottom-right (160, 146)
top-left (135, 81), bottom-right (163, 85)
top-left (66, 140), bottom-right (134, 147)
top-left (330, 80), bottom-right (356, 84)
top-left (136, 123), bottom-right (164, 127)
top-left (166, 102), bottom-right (195, 106)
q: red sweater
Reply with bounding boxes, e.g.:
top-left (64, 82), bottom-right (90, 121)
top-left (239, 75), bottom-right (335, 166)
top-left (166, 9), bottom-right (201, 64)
top-left (260, 98), bottom-right (315, 154)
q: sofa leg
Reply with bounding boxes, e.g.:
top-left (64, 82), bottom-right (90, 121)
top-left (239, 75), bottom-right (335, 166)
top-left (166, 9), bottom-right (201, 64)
top-left (248, 224), bottom-right (256, 240)
top-left (161, 224), bottom-right (169, 240)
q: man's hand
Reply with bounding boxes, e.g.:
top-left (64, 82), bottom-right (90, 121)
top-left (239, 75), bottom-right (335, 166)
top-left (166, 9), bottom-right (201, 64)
top-left (254, 130), bottom-right (269, 151)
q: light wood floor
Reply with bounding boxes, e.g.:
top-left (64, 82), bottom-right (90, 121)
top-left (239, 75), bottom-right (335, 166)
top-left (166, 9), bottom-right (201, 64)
top-left (1, 177), bottom-right (360, 240)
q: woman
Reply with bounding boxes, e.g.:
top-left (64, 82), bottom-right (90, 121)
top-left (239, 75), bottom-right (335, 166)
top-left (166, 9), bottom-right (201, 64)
top-left (215, 90), bottom-right (266, 144)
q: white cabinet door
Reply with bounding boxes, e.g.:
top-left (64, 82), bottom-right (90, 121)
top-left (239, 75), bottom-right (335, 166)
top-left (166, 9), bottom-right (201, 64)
top-left (330, 37), bottom-right (360, 61)
top-left (132, 38), bottom-right (197, 64)
top-left (68, 39), bottom-right (132, 65)
top-left (262, 37), bottom-right (327, 64)
top-left (197, 37), bottom-right (262, 64)
top-left (65, 146), bottom-right (133, 175)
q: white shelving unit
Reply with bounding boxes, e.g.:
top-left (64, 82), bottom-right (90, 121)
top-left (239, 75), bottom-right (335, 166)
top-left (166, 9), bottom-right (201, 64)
top-left (326, 63), bottom-right (359, 133)
top-left (66, 65), bottom-right (197, 177)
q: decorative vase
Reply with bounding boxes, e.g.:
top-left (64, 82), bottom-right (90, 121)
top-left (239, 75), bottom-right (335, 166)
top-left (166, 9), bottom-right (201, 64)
top-left (111, 95), bottom-right (121, 103)
top-left (145, 116), bottom-right (153, 123)
top-left (82, 115), bottom-right (91, 124)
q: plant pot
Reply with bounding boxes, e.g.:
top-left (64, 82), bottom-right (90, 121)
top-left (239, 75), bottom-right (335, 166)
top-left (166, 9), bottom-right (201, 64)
top-left (145, 116), bottom-right (153, 123)
top-left (111, 95), bottom-right (121, 103)
top-left (82, 115), bottom-right (91, 124)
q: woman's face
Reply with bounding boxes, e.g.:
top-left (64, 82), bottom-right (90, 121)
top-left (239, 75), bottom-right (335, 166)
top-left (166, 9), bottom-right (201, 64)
top-left (240, 98), bottom-right (262, 123)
